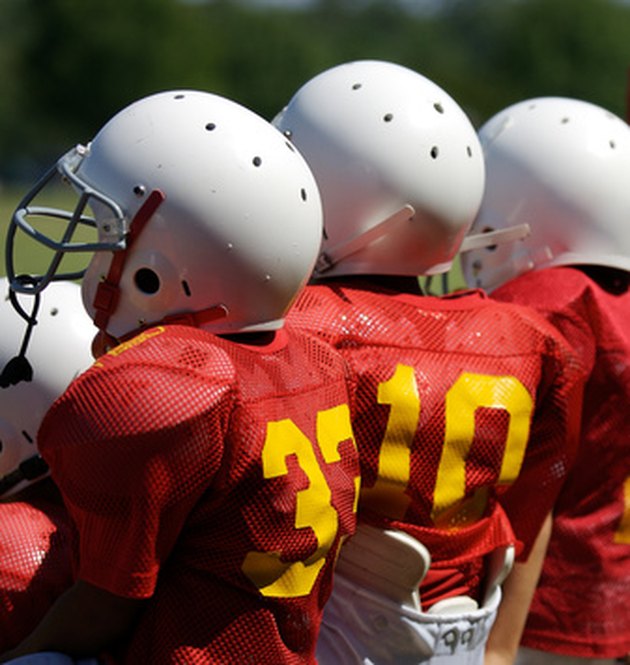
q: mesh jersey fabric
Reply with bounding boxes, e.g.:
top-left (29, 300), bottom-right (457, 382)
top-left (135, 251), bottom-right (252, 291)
top-left (493, 266), bottom-right (630, 659)
top-left (38, 324), bottom-right (359, 665)
top-left (287, 281), bottom-right (584, 608)
top-left (0, 491), bottom-right (76, 652)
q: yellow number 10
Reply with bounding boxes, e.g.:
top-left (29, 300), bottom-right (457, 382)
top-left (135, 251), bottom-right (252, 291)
top-left (614, 476), bottom-right (630, 544)
top-left (362, 365), bottom-right (534, 527)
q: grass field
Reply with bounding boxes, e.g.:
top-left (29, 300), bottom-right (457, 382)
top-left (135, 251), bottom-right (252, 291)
top-left (0, 186), bottom-right (29, 278)
top-left (0, 187), bottom-right (23, 262)
top-left (0, 183), bottom-right (96, 280)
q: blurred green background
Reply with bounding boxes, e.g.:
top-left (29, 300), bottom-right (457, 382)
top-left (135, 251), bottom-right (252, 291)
top-left (1, 0), bottom-right (629, 286)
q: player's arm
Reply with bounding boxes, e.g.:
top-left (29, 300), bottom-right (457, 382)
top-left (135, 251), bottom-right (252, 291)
top-left (484, 511), bottom-right (552, 665)
top-left (0, 579), bottom-right (146, 662)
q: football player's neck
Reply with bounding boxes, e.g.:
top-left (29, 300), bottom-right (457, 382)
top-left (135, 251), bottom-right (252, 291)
top-left (577, 264), bottom-right (630, 295)
top-left (220, 330), bottom-right (278, 347)
top-left (338, 274), bottom-right (423, 295)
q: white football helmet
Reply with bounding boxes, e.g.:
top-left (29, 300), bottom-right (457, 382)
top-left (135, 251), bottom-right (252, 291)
top-left (0, 278), bottom-right (96, 497)
top-left (461, 96), bottom-right (630, 292)
top-left (7, 90), bottom-right (323, 339)
top-left (273, 60), bottom-right (485, 278)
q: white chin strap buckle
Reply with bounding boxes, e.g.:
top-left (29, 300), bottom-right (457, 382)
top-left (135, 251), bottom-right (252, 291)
top-left (315, 204), bottom-right (416, 275)
top-left (460, 223), bottom-right (531, 253)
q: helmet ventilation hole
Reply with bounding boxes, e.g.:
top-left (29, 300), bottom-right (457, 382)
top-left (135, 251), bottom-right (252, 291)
top-left (205, 122), bottom-right (216, 131)
top-left (182, 280), bottom-right (192, 297)
top-left (50, 307), bottom-right (59, 317)
top-left (174, 94), bottom-right (185, 100)
top-left (383, 113), bottom-right (394, 123)
top-left (561, 117), bottom-right (570, 124)
top-left (466, 146), bottom-right (473, 157)
top-left (430, 146), bottom-right (439, 159)
top-left (434, 102), bottom-right (444, 114)
top-left (610, 140), bottom-right (616, 149)
top-left (300, 188), bottom-right (307, 201)
top-left (352, 83), bottom-right (362, 90)
top-left (134, 268), bottom-right (161, 295)
top-left (252, 156), bottom-right (262, 167)
top-left (285, 140), bottom-right (295, 152)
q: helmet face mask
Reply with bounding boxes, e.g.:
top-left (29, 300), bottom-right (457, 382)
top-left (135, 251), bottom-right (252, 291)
top-left (6, 147), bottom-right (116, 296)
top-left (0, 279), bottom-right (96, 497)
top-left (274, 60), bottom-right (485, 278)
top-left (461, 96), bottom-right (630, 292)
top-left (7, 90), bottom-right (323, 340)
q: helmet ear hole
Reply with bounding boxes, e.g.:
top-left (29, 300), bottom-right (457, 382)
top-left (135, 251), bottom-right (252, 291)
top-left (134, 268), bottom-right (161, 295)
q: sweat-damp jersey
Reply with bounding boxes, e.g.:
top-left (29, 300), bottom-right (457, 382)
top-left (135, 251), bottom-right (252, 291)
top-left (288, 282), bottom-right (584, 607)
top-left (494, 266), bottom-right (630, 659)
top-left (39, 324), bottom-right (359, 664)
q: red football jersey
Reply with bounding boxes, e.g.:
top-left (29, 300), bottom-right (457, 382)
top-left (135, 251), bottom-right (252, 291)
top-left (494, 266), bottom-right (630, 659)
top-left (38, 324), bottom-right (359, 664)
top-left (0, 493), bottom-right (76, 652)
top-left (288, 281), bottom-right (583, 607)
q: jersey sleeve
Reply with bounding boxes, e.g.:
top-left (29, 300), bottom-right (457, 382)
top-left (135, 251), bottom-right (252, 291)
top-left (39, 342), bottom-right (235, 599)
top-left (497, 308), bottom-right (586, 560)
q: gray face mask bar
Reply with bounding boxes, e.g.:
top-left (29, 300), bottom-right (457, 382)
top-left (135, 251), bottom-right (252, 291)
top-left (5, 145), bottom-right (127, 297)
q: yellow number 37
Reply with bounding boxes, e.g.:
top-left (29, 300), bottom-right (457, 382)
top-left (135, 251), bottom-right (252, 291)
top-left (242, 404), bottom-right (358, 598)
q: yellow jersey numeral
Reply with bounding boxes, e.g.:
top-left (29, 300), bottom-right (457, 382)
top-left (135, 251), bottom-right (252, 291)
top-left (242, 404), bottom-right (357, 597)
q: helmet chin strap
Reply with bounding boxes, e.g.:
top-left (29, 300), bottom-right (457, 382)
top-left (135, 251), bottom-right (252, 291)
top-left (161, 305), bottom-right (230, 329)
top-left (92, 189), bottom-right (166, 333)
top-left (93, 304), bottom-right (232, 359)
top-left (472, 245), bottom-right (553, 292)
top-left (315, 204), bottom-right (416, 275)
top-left (91, 190), bottom-right (230, 346)
top-left (0, 285), bottom-right (41, 388)
top-left (0, 455), bottom-right (49, 497)
top-left (459, 223), bottom-right (531, 252)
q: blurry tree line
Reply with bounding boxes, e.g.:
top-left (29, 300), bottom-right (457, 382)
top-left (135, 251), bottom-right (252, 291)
top-left (0, 0), bottom-right (629, 183)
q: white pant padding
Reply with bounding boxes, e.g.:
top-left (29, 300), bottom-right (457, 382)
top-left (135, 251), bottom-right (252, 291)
top-left (316, 572), bottom-right (502, 665)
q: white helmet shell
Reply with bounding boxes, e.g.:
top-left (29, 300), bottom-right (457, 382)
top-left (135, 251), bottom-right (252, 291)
top-left (461, 96), bottom-right (630, 292)
top-left (274, 60), bottom-right (485, 277)
top-left (0, 279), bottom-right (96, 496)
top-left (8, 90), bottom-right (323, 339)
